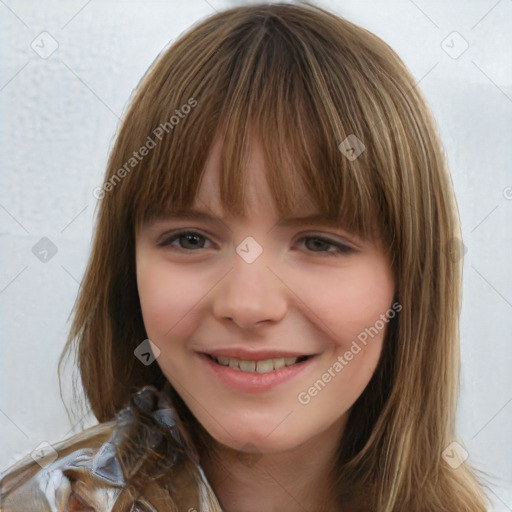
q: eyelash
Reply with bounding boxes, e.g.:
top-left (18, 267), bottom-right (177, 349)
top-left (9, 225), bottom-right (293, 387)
top-left (157, 230), bottom-right (354, 256)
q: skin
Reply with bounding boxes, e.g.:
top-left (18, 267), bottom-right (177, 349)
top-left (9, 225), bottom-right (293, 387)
top-left (136, 136), bottom-right (395, 512)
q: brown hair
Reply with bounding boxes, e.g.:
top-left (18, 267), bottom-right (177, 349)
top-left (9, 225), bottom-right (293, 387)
top-left (60, 3), bottom-right (488, 510)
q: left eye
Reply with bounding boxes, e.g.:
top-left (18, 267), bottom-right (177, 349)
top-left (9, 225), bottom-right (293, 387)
top-left (299, 236), bottom-right (353, 256)
top-left (158, 231), bottom-right (212, 250)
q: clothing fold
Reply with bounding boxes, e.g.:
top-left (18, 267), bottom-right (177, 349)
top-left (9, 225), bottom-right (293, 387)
top-left (0, 386), bottom-right (223, 512)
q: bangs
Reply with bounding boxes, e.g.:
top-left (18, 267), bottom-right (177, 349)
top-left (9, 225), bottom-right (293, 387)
top-left (113, 4), bottom-right (409, 244)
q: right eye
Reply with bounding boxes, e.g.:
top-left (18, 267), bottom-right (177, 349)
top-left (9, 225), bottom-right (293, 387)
top-left (157, 230), bottom-right (213, 251)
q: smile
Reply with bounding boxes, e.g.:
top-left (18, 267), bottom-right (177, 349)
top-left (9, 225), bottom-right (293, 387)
top-left (208, 354), bottom-right (310, 374)
top-left (201, 352), bottom-right (316, 393)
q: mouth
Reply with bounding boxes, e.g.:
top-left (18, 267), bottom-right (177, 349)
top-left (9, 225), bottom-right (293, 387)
top-left (205, 354), bottom-right (312, 374)
top-left (199, 351), bottom-right (317, 392)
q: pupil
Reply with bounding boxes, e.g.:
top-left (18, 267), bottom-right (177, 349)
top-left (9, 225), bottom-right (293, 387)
top-left (183, 234), bottom-right (202, 248)
top-left (307, 238), bottom-right (327, 251)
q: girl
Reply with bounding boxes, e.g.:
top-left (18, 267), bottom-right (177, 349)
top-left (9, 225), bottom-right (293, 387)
top-left (0, 3), bottom-right (489, 511)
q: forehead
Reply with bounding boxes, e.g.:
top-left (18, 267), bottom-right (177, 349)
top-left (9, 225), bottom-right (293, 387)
top-left (195, 134), bottom-right (318, 219)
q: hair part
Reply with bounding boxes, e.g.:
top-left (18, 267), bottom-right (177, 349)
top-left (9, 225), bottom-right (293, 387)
top-left (60, 3), bottom-right (488, 510)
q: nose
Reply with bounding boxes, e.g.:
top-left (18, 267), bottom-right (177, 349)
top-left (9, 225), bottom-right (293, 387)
top-left (212, 252), bottom-right (288, 329)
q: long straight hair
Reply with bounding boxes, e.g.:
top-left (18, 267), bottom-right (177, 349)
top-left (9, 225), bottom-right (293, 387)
top-left (60, 3), bottom-right (488, 510)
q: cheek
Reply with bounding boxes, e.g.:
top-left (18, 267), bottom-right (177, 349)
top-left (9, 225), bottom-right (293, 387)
top-left (293, 258), bottom-right (395, 350)
top-left (292, 263), bottom-right (394, 417)
top-left (136, 261), bottom-right (208, 339)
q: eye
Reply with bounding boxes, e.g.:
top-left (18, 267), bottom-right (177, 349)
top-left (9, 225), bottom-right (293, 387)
top-left (157, 230), bottom-right (213, 251)
top-left (299, 236), bottom-right (354, 256)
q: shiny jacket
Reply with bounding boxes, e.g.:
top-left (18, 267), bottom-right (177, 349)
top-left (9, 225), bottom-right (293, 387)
top-left (0, 386), bottom-right (223, 511)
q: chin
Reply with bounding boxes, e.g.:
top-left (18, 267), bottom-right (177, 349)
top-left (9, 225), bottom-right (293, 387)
top-left (200, 414), bottom-right (314, 456)
top-left (214, 431), bottom-right (300, 455)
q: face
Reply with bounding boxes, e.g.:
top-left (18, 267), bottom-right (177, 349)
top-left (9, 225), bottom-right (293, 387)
top-left (136, 136), bottom-right (396, 455)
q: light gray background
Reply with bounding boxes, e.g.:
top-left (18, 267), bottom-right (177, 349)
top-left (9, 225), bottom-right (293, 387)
top-left (1, 0), bottom-right (511, 509)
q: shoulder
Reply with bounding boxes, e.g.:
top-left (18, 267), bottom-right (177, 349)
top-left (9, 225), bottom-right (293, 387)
top-left (0, 386), bottom-right (222, 512)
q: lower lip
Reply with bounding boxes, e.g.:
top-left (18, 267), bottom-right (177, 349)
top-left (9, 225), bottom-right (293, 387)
top-left (199, 354), bottom-right (316, 393)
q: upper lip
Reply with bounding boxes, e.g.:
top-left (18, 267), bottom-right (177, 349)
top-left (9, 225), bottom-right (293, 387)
top-left (202, 348), bottom-right (315, 360)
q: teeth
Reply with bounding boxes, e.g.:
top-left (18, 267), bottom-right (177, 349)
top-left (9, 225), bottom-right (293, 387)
top-left (256, 359), bottom-right (274, 373)
top-left (273, 357), bottom-right (285, 370)
top-left (217, 355), bottom-right (230, 365)
top-left (239, 360), bottom-right (256, 372)
top-left (213, 355), bottom-right (303, 374)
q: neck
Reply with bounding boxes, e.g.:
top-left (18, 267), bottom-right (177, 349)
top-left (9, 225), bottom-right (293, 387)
top-left (199, 419), bottom-right (345, 512)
